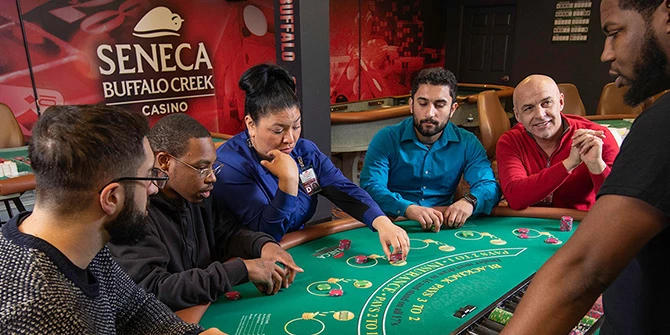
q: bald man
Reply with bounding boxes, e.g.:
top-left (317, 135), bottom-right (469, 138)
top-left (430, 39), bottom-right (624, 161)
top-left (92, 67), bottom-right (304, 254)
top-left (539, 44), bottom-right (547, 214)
top-left (496, 75), bottom-right (619, 210)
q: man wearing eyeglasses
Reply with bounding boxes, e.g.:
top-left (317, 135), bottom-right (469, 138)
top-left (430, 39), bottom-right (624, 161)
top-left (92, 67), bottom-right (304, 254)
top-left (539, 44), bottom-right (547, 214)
top-left (109, 114), bottom-right (303, 311)
top-left (0, 105), bottom-right (224, 334)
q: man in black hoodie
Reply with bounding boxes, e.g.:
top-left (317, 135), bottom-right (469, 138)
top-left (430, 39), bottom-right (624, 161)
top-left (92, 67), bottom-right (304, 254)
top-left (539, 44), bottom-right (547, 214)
top-left (110, 113), bottom-right (303, 311)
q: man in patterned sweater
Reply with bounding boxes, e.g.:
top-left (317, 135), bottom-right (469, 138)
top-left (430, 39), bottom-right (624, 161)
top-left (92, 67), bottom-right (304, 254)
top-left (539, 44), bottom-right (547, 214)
top-left (0, 105), bottom-right (224, 334)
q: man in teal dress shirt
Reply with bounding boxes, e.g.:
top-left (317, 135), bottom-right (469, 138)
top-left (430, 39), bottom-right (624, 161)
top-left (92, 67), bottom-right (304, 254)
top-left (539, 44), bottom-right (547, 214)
top-left (361, 67), bottom-right (500, 231)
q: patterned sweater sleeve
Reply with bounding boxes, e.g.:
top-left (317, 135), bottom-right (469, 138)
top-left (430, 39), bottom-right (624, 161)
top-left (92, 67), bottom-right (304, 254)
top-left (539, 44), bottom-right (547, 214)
top-left (109, 250), bottom-right (204, 335)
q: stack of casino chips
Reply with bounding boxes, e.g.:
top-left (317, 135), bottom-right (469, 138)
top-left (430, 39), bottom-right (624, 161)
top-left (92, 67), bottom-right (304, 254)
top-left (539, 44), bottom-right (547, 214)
top-left (355, 255), bottom-right (368, 264)
top-left (339, 239), bottom-right (351, 250)
top-left (560, 216), bottom-right (573, 231)
top-left (488, 307), bottom-right (513, 325)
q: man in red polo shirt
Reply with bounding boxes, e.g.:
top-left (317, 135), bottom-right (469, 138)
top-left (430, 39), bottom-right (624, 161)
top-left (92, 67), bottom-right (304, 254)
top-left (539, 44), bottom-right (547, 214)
top-left (496, 74), bottom-right (620, 210)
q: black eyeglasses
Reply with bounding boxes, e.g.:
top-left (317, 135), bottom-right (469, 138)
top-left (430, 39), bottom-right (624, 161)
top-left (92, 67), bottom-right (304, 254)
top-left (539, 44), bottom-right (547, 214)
top-left (167, 154), bottom-right (223, 179)
top-left (98, 167), bottom-right (169, 193)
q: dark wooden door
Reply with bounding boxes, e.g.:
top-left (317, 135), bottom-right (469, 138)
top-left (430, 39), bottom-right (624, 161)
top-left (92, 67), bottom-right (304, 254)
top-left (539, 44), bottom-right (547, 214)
top-left (459, 6), bottom-right (516, 84)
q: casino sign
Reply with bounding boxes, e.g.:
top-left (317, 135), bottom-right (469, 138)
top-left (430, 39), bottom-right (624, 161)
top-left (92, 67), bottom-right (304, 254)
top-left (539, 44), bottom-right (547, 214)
top-left (96, 6), bottom-right (215, 116)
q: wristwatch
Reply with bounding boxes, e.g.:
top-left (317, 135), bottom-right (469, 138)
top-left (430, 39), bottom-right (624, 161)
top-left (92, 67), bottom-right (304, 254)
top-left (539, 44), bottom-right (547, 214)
top-left (462, 193), bottom-right (477, 209)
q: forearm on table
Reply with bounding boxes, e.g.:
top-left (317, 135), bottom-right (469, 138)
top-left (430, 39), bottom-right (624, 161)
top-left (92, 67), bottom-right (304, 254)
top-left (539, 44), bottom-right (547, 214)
top-left (142, 260), bottom-right (248, 310)
top-left (224, 231), bottom-right (276, 259)
top-left (468, 181), bottom-right (501, 214)
top-left (501, 163), bottom-right (570, 209)
top-left (505, 195), bottom-right (668, 334)
top-left (501, 252), bottom-right (604, 334)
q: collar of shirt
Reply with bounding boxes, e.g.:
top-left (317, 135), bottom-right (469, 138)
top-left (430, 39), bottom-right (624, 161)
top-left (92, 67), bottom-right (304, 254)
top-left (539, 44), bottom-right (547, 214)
top-left (399, 117), bottom-right (461, 151)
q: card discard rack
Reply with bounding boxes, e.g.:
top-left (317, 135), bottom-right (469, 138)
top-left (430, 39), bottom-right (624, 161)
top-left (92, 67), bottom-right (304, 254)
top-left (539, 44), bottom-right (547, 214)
top-left (451, 274), bottom-right (604, 335)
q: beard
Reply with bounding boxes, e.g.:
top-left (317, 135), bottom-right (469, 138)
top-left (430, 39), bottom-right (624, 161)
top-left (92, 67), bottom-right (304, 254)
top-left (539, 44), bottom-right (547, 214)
top-left (104, 189), bottom-right (149, 246)
top-left (624, 28), bottom-right (670, 106)
top-left (413, 116), bottom-right (448, 138)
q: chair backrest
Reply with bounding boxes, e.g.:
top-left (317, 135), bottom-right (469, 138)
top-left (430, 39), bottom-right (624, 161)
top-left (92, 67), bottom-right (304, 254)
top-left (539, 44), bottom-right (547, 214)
top-left (596, 82), bottom-right (644, 115)
top-left (557, 83), bottom-right (587, 116)
top-left (0, 103), bottom-right (24, 148)
top-left (477, 90), bottom-right (511, 159)
top-left (643, 89), bottom-right (670, 110)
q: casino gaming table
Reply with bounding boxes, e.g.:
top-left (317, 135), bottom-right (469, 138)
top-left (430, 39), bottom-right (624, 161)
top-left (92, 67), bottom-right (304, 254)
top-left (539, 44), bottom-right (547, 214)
top-left (0, 146), bottom-right (34, 196)
top-left (178, 207), bottom-right (588, 334)
top-left (586, 114), bottom-right (635, 142)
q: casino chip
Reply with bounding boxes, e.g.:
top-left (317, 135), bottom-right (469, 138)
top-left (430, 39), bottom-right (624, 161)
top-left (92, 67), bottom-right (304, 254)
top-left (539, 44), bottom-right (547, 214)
top-left (518, 233), bottom-right (529, 239)
top-left (389, 253), bottom-right (402, 262)
top-left (439, 245), bottom-right (456, 252)
top-left (329, 289), bottom-right (344, 297)
top-left (544, 237), bottom-right (561, 244)
top-left (339, 239), bottom-right (351, 250)
top-left (354, 255), bottom-right (368, 264)
top-left (560, 216), bottom-right (574, 232)
top-left (225, 291), bottom-right (241, 300)
top-left (517, 228), bottom-right (529, 234)
top-left (317, 283), bottom-right (332, 291)
top-left (353, 280), bottom-right (372, 288)
top-left (488, 307), bottom-right (513, 325)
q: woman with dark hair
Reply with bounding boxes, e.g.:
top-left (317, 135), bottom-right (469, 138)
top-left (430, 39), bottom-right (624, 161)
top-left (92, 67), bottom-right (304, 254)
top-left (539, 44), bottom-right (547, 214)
top-left (213, 63), bottom-right (410, 260)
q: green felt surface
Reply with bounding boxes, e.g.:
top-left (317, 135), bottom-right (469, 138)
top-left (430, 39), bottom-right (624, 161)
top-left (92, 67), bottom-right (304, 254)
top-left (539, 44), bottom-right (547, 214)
top-left (0, 146), bottom-right (31, 180)
top-left (594, 118), bottom-right (634, 129)
top-left (200, 216), bottom-right (577, 334)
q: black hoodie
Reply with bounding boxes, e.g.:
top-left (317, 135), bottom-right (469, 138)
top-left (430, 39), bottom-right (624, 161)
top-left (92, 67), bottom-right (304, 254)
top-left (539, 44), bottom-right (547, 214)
top-left (109, 191), bottom-right (276, 310)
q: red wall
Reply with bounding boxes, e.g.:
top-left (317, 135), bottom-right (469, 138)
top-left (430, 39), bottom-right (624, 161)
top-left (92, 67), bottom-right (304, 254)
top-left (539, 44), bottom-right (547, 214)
top-left (1, 0), bottom-right (446, 138)
top-left (0, 0), bottom-right (276, 137)
top-left (329, 0), bottom-right (446, 103)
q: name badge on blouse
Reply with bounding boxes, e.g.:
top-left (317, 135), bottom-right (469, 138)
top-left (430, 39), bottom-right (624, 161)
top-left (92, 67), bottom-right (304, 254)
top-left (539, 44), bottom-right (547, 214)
top-left (297, 157), bottom-right (321, 196)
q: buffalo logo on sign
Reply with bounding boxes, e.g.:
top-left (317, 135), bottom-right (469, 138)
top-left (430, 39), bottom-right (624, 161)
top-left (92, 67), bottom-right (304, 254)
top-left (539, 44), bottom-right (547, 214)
top-left (133, 6), bottom-right (185, 38)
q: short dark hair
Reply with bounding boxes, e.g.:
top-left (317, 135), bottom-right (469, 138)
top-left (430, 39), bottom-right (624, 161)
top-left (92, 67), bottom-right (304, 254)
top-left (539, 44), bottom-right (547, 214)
top-left (29, 104), bottom-right (149, 214)
top-left (239, 63), bottom-right (300, 123)
top-left (148, 114), bottom-right (211, 157)
top-left (618, 0), bottom-right (663, 19)
top-left (410, 67), bottom-right (458, 103)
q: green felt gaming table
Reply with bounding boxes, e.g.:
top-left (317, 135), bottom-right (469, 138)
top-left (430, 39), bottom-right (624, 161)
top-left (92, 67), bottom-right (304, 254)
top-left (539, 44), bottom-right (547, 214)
top-left (178, 207), bottom-right (586, 335)
top-left (0, 146), bottom-right (34, 196)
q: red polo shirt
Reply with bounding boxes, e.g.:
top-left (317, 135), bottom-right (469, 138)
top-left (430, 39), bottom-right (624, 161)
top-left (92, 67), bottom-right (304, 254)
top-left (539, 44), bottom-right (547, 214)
top-left (496, 114), bottom-right (620, 210)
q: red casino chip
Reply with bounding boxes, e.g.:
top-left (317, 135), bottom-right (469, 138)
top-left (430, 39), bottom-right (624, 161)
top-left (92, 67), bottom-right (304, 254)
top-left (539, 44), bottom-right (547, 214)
top-left (389, 253), bottom-right (402, 262)
top-left (339, 239), bottom-right (351, 250)
top-left (329, 289), bottom-right (344, 297)
top-left (355, 255), bottom-right (368, 264)
top-left (225, 291), bottom-right (242, 300)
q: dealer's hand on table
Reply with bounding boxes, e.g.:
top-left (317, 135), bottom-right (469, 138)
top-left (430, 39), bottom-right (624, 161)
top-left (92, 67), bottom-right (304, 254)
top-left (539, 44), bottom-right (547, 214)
top-left (261, 242), bottom-right (304, 287)
top-left (405, 204), bottom-right (444, 232)
top-left (372, 216), bottom-right (410, 260)
top-left (443, 199), bottom-right (474, 229)
top-left (242, 258), bottom-right (286, 295)
top-left (260, 149), bottom-right (299, 196)
top-left (200, 328), bottom-right (227, 335)
top-left (572, 129), bottom-right (607, 174)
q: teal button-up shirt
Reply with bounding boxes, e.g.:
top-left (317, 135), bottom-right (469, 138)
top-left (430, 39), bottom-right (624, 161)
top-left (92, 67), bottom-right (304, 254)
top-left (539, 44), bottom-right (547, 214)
top-left (360, 117), bottom-right (501, 217)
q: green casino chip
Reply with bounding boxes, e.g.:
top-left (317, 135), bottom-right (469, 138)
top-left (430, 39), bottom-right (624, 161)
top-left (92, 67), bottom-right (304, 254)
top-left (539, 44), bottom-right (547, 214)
top-left (488, 307), bottom-right (513, 325)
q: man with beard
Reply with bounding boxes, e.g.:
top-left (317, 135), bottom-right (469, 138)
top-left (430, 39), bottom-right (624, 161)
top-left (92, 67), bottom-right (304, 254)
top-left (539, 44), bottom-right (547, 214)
top-left (0, 105), bottom-right (224, 334)
top-left (496, 74), bottom-right (619, 210)
top-left (361, 67), bottom-right (500, 231)
top-left (109, 114), bottom-right (303, 311)
top-left (501, 1), bottom-right (670, 334)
